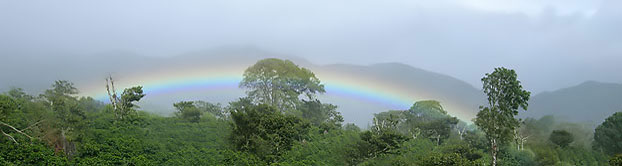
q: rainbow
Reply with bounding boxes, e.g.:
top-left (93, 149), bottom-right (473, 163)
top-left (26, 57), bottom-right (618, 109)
top-left (79, 63), bottom-right (475, 122)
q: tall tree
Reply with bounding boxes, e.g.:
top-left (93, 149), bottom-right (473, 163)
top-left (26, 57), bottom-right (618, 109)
top-left (239, 58), bottom-right (325, 112)
top-left (593, 112), bottom-right (622, 156)
top-left (474, 67), bottom-right (530, 166)
top-left (41, 80), bottom-right (85, 156)
top-left (105, 76), bottom-right (145, 120)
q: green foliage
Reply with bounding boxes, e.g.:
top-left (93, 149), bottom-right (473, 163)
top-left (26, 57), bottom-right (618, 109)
top-left (593, 112), bottom-right (622, 156)
top-left (497, 146), bottom-right (536, 166)
top-left (531, 144), bottom-right (560, 165)
top-left (226, 97), bottom-right (254, 114)
top-left (518, 115), bottom-right (609, 166)
top-left (43, 80), bottom-right (85, 129)
top-left (420, 152), bottom-right (475, 166)
top-left (230, 104), bottom-right (311, 163)
top-left (555, 146), bottom-right (608, 166)
top-left (0, 94), bottom-right (17, 121)
top-left (116, 86), bottom-right (146, 120)
top-left (410, 100), bottom-right (446, 115)
top-left (0, 140), bottom-right (68, 165)
top-left (344, 123), bottom-right (361, 132)
top-left (277, 129), bottom-right (359, 165)
top-left (349, 116), bottom-right (409, 164)
top-left (299, 99), bottom-right (343, 133)
top-left (74, 136), bottom-right (159, 165)
top-left (436, 141), bottom-right (485, 162)
top-left (359, 138), bottom-right (487, 166)
top-left (78, 97), bottom-right (104, 113)
top-left (463, 129), bottom-right (488, 150)
top-left (75, 107), bottom-right (233, 165)
top-left (172, 100), bottom-right (225, 122)
top-left (370, 101), bottom-right (460, 146)
top-left (549, 130), bottom-right (574, 148)
top-left (40, 80), bottom-right (86, 157)
top-left (239, 58), bottom-right (325, 112)
top-left (193, 100), bottom-right (225, 119)
top-left (174, 101), bottom-right (202, 122)
top-left (610, 154), bottom-right (622, 166)
top-left (0, 64), bottom-right (615, 166)
top-left (474, 67), bottom-right (531, 166)
top-left (119, 86), bottom-right (145, 109)
top-left (407, 101), bottom-right (459, 144)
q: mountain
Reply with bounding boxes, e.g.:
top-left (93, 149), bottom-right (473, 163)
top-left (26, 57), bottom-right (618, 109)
top-left (520, 81), bottom-right (622, 125)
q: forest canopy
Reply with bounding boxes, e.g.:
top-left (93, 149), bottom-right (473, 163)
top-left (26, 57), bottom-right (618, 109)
top-left (0, 58), bottom-right (620, 165)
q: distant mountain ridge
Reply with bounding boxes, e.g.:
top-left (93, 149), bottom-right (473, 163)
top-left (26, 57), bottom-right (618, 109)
top-left (521, 81), bottom-right (622, 125)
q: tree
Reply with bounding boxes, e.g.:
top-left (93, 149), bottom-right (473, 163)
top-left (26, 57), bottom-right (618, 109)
top-left (105, 76), bottom-right (146, 120)
top-left (549, 130), bottom-right (573, 148)
top-left (410, 100), bottom-right (447, 115)
top-left (41, 80), bottom-right (86, 157)
top-left (239, 58), bottom-right (325, 112)
top-left (405, 100), bottom-right (458, 145)
top-left (593, 112), bottom-right (622, 156)
top-left (0, 95), bottom-right (18, 122)
top-left (230, 104), bottom-right (310, 163)
top-left (349, 116), bottom-right (409, 164)
top-left (226, 97), bottom-right (254, 115)
top-left (194, 101), bottom-right (225, 119)
top-left (174, 101), bottom-right (202, 123)
top-left (513, 123), bottom-right (530, 151)
top-left (0, 94), bottom-right (34, 143)
top-left (299, 99), bottom-right (343, 132)
top-left (118, 86), bottom-right (145, 112)
top-left (610, 154), bottom-right (622, 166)
top-left (77, 97), bottom-right (104, 113)
top-left (473, 67), bottom-right (531, 166)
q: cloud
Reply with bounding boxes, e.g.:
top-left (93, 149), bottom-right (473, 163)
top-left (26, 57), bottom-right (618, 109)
top-left (0, 0), bottom-right (620, 93)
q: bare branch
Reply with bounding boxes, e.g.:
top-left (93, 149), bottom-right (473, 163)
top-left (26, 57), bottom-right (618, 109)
top-left (1, 129), bottom-right (17, 144)
top-left (0, 121), bottom-right (33, 139)
top-left (19, 120), bottom-right (44, 133)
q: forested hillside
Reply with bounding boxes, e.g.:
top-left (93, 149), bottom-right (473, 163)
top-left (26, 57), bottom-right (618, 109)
top-left (1, 58), bottom-right (621, 165)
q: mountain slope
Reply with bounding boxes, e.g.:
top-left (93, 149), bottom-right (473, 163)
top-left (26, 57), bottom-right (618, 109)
top-left (521, 81), bottom-right (622, 125)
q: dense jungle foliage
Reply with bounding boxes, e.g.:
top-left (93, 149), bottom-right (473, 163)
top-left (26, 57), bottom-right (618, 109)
top-left (1, 58), bottom-right (620, 165)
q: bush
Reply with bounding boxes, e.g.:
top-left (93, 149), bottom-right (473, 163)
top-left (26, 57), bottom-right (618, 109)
top-left (610, 154), bottom-right (622, 166)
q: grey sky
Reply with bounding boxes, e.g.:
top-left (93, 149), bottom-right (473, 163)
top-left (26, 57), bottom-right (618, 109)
top-left (1, 0), bottom-right (620, 93)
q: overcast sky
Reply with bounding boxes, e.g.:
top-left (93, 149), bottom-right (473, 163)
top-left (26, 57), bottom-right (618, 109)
top-left (1, 0), bottom-right (621, 93)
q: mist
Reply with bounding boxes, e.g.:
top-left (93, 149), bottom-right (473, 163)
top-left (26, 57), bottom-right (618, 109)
top-left (2, 0), bottom-right (621, 93)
